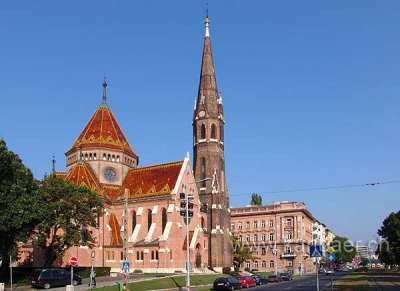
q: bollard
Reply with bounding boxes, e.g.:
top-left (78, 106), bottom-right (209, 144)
top-left (0, 283), bottom-right (4, 291)
top-left (66, 285), bottom-right (74, 291)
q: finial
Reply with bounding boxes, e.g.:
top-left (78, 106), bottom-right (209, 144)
top-left (102, 75), bottom-right (107, 103)
top-left (205, 8), bottom-right (210, 38)
top-left (52, 153), bottom-right (56, 174)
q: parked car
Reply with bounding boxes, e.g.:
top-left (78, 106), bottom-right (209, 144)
top-left (267, 274), bottom-right (283, 282)
top-left (280, 272), bottom-right (293, 281)
top-left (236, 275), bottom-right (256, 288)
top-left (213, 277), bottom-right (242, 290)
top-left (251, 274), bottom-right (268, 285)
top-left (31, 269), bottom-right (82, 289)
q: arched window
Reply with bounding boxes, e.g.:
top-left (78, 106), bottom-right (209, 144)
top-left (201, 124), bottom-right (206, 140)
top-left (156, 251), bottom-right (159, 260)
top-left (201, 158), bottom-right (206, 187)
top-left (162, 208), bottom-right (167, 233)
top-left (211, 124), bottom-right (216, 139)
top-left (201, 217), bottom-right (205, 229)
top-left (220, 125), bottom-right (224, 142)
top-left (147, 209), bottom-right (152, 231)
top-left (151, 251), bottom-right (155, 260)
top-left (93, 153), bottom-right (97, 160)
top-left (103, 153), bottom-right (107, 160)
top-left (116, 156), bottom-right (120, 162)
top-left (132, 211), bottom-right (137, 234)
top-left (112, 155), bottom-right (115, 162)
top-left (270, 260), bottom-right (274, 268)
top-left (141, 251), bottom-right (144, 260)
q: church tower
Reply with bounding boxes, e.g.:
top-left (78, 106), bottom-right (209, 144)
top-left (193, 15), bottom-right (232, 269)
top-left (65, 79), bottom-right (139, 186)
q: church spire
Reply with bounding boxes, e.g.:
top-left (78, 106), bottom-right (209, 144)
top-left (102, 76), bottom-right (107, 103)
top-left (193, 14), bottom-right (223, 121)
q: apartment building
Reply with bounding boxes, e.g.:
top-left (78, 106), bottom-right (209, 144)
top-left (231, 201), bottom-right (317, 275)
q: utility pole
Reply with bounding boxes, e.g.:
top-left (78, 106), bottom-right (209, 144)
top-left (10, 255), bottom-right (12, 291)
top-left (123, 189), bottom-right (129, 290)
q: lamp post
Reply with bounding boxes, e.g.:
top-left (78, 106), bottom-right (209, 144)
top-left (182, 177), bottom-right (211, 291)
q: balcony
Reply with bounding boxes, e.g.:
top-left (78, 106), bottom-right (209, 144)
top-left (281, 252), bottom-right (296, 258)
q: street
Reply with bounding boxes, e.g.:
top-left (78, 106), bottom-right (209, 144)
top-left (248, 273), bottom-right (348, 291)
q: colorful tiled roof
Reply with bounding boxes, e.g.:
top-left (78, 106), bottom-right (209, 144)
top-left (109, 213), bottom-right (122, 246)
top-left (65, 162), bottom-right (101, 193)
top-left (111, 161), bottom-right (184, 200)
top-left (68, 104), bottom-right (137, 158)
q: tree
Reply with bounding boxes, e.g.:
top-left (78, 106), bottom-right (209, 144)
top-left (232, 235), bottom-right (256, 269)
top-left (331, 236), bottom-right (356, 266)
top-left (377, 210), bottom-right (400, 266)
top-left (250, 193), bottom-right (262, 206)
top-left (35, 176), bottom-right (103, 267)
top-left (0, 139), bottom-right (42, 280)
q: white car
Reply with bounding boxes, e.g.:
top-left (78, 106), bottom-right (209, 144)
top-left (325, 269), bottom-right (334, 275)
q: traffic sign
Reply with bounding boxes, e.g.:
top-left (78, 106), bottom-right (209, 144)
top-left (327, 253), bottom-right (336, 262)
top-left (69, 256), bottom-right (78, 267)
top-left (122, 261), bottom-right (130, 271)
top-left (91, 251), bottom-right (96, 259)
top-left (310, 245), bottom-right (323, 257)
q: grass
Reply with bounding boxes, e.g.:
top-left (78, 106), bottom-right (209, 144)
top-left (95, 274), bottom-right (228, 291)
top-left (332, 272), bottom-right (371, 291)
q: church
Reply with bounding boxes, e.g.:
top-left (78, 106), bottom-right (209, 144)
top-left (19, 15), bottom-right (232, 273)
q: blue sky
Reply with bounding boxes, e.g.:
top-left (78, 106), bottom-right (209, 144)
top-left (1, 1), bottom-right (399, 244)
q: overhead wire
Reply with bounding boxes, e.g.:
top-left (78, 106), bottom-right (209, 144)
top-left (229, 179), bottom-right (400, 197)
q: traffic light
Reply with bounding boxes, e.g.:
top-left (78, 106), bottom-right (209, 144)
top-left (179, 193), bottom-right (194, 219)
top-left (179, 193), bottom-right (187, 217)
top-left (187, 197), bottom-right (194, 217)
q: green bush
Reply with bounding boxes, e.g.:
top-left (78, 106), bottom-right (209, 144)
top-left (222, 267), bottom-right (231, 274)
top-left (133, 269), bottom-right (143, 274)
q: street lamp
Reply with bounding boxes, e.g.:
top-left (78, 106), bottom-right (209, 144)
top-left (180, 177), bottom-right (211, 291)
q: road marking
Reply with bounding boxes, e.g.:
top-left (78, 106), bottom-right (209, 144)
top-left (285, 287), bottom-right (292, 290)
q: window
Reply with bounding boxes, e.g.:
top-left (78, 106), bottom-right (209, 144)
top-left (211, 124), bottom-right (216, 139)
top-left (261, 247), bottom-right (266, 255)
top-left (220, 125), bottom-right (224, 141)
top-left (270, 260), bottom-right (275, 268)
top-left (246, 235), bottom-right (250, 242)
top-left (287, 260), bottom-right (293, 267)
top-left (287, 232), bottom-right (292, 240)
top-left (136, 251), bottom-right (140, 260)
top-left (231, 223), bottom-right (235, 230)
top-left (201, 124), bottom-right (206, 139)
top-left (254, 261), bottom-right (258, 269)
top-left (201, 158), bottom-right (206, 187)
top-left (162, 208), bottom-right (167, 233)
top-left (269, 220), bottom-right (274, 227)
top-left (269, 233), bottom-right (274, 241)
top-left (141, 251), bottom-right (144, 260)
top-left (261, 233), bottom-right (266, 242)
top-left (238, 222), bottom-right (242, 230)
top-left (156, 251), bottom-right (159, 260)
top-left (287, 218), bottom-right (292, 226)
top-left (285, 246), bottom-right (292, 254)
top-left (246, 262), bottom-right (250, 269)
top-left (261, 220), bottom-right (266, 228)
top-left (132, 211), bottom-right (137, 234)
top-left (252, 247), bottom-right (258, 255)
top-left (253, 221), bottom-right (258, 228)
top-left (262, 261), bottom-right (267, 268)
top-left (120, 251), bottom-right (124, 261)
top-left (239, 235), bottom-right (242, 242)
top-left (254, 234), bottom-right (258, 242)
top-left (151, 251), bottom-right (155, 260)
top-left (170, 251), bottom-right (173, 260)
top-left (147, 209), bottom-right (152, 231)
top-left (246, 222), bottom-right (250, 229)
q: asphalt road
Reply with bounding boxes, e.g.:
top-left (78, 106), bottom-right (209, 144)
top-left (247, 272), bottom-right (348, 291)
